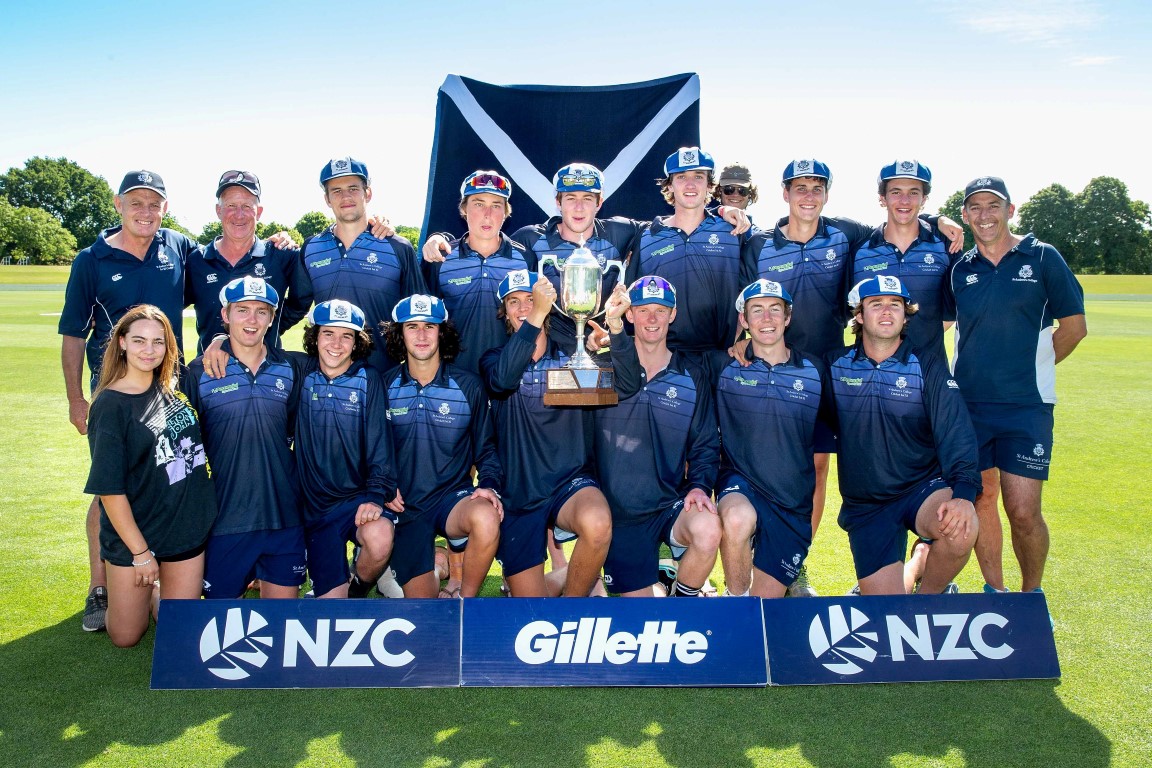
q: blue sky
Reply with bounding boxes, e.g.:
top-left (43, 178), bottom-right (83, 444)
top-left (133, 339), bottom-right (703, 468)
top-left (2, 0), bottom-right (1149, 233)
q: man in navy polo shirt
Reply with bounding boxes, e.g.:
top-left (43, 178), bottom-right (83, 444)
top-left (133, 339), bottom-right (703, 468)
top-left (60, 169), bottom-right (198, 632)
top-left (294, 157), bottom-right (426, 373)
top-left (850, 160), bottom-right (959, 359)
top-left (594, 276), bottom-right (721, 597)
top-left (709, 280), bottom-right (833, 597)
top-left (626, 147), bottom-right (752, 356)
top-left (184, 170), bottom-right (310, 352)
top-left (830, 275), bottom-right (979, 594)
top-left (184, 277), bottom-right (306, 599)
top-left (296, 300), bottom-right (399, 599)
top-left (480, 269), bottom-right (638, 597)
top-left (947, 176), bottom-right (1086, 597)
top-left (381, 294), bottom-right (503, 598)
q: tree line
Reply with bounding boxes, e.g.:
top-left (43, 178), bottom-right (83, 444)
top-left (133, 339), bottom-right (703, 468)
top-left (2, 156), bottom-right (1148, 273)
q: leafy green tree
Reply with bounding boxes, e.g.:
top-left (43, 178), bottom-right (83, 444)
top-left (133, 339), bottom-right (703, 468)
top-left (395, 225), bottom-right (420, 248)
top-left (295, 211), bottom-right (332, 239)
top-left (0, 198), bottom-right (79, 264)
top-left (256, 222), bottom-right (303, 246)
top-left (1073, 177), bottom-right (1150, 274)
top-left (0, 157), bottom-right (117, 246)
top-left (161, 212), bottom-right (195, 239)
top-left (198, 221), bottom-right (222, 245)
top-left (937, 190), bottom-right (972, 248)
top-left (1017, 183), bottom-right (1079, 269)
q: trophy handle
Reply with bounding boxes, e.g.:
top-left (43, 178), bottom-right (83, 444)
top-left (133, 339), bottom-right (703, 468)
top-left (585, 259), bottom-right (626, 321)
top-left (537, 254), bottom-right (560, 281)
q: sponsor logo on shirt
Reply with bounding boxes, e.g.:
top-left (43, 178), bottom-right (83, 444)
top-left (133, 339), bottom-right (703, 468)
top-left (652, 245), bottom-right (675, 257)
top-left (965, 274), bottom-right (979, 285)
top-left (387, 406), bottom-right (409, 417)
top-left (864, 262), bottom-right (890, 272)
top-left (839, 376), bottom-right (863, 386)
top-left (112, 273), bottom-right (123, 282)
top-left (733, 376), bottom-right (758, 387)
top-left (207, 274), bottom-right (218, 284)
top-left (309, 257), bottom-right (333, 269)
top-left (210, 382), bottom-right (240, 395)
top-left (448, 276), bottom-right (473, 286)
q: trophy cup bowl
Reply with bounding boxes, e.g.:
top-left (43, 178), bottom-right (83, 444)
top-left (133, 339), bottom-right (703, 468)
top-left (538, 245), bottom-right (623, 406)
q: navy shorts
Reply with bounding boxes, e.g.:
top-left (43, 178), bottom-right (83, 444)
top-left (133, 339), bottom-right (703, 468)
top-left (305, 495), bottom-right (398, 596)
top-left (812, 416), bottom-right (838, 455)
top-left (967, 402), bottom-right (1055, 480)
top-left (717, 474), bottom-right (812, 585)
top-left (603, 501), bottom-right (686, 594)
top-left (203, 526), bottom-right (307, 599)
top-left (497, 476), bottom-right (598, 578)
top-left (838, 477), bottom-right (947, 581)
top-left (390, 487), bottom-right (472, 586)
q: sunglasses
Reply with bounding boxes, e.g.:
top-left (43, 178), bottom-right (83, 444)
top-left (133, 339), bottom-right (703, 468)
top-left (721, 185), bottom-right (750, 196)
top-left (466, 173), bottom-right (509, 190)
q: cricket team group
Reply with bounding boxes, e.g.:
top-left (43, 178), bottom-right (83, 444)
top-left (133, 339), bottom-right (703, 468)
top-left (60, 148), bottom-right (1086, 648)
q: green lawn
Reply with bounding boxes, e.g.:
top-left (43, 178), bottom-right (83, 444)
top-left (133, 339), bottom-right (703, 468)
top-left (1, 272), bottom-right (1149, 767)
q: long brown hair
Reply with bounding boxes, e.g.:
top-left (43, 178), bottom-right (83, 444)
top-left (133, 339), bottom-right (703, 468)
top-left (93, 304), bottom-right (180, 400)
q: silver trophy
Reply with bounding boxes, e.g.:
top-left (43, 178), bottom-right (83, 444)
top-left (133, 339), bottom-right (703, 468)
top-left (537, 243), bottom-right (624, 405)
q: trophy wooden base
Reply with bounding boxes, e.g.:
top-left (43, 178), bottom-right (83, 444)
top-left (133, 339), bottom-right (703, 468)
top-left (543, 366), bottom-right (618, 406)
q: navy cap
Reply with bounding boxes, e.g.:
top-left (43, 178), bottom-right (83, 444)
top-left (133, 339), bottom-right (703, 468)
top-left (219, 276), bottom-right (279, 309)
top-left (307, 299), bottom-right (365, 331)
top-left (461, 170), bottom-right (512, 199)
top-left (628, 275), bottom-right (677, 308)
top-left (664, 147), bottom-right (715, 176)
top-left (553, 163), bottom-right (603, 195)
top-left (735, 279), bottom-right (793, 313)
top-left (878, 160), bottom-right (931, 193)
top-left (849, 275), bottom-right (912, 309)
top-left (392, 294), bottom-right (447, 324)
top-left (216, 170), bottom-right (262, 199)
top-left (782, 159), bottom-right (832, 184)
top-left (496, 269), bottom-right (539, 302)
top-left (320, 157), bottom-right (369, 188)
top-left (964, 176), bottom-right (1010, 204)
top-left (118, 170), bottom-right (166, 199)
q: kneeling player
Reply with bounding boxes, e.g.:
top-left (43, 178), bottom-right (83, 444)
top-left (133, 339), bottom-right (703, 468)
top-left (382, 295), bottom-right (503, 597)
top-left (296, 300), bottom-right (400, 598)
top-left (830, 276), bottom-right (979, 594)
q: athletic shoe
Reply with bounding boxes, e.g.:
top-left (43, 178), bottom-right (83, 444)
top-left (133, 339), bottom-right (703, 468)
top-left (82, 587), bottom-right (107, 632)
top-left (943, 582), bottom-right (960, 594)
top-left (375, 566), bottom-right (404, 599)
top-left (982, 583), bottom-right (1009, 594)
top-left (786, 564), bottom-right (818, 597)
top-left (657, 559), bottom-right (678, 593)
top-left (845, 584), bottom-right (861, 596)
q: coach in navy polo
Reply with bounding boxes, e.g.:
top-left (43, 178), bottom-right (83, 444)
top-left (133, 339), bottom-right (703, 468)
top-left (184, 277), bottom-right (306, 600)
top-left (946, 176), bottom-right (1086, 597)
top-left (59, 169), bottom-right (198, 632)
top-left (830, 275), bottom-right (979, 595)
top-left (184, 170), bottom-right (310, 352)
top-left (295, 157), bottom-right (426, 373)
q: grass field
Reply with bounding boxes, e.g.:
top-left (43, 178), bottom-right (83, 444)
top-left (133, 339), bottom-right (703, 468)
top-left (1, 266), bottom-right (1149, 767)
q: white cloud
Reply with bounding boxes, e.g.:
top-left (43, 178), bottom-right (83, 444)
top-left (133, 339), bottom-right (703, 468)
top-left (1069, 55), bottom-right (1120, 66)
top-left (948, 1), bottom-right (1104, 46)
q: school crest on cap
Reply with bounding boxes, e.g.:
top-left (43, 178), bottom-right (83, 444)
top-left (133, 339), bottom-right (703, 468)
top-left (138, 172), bottom-right (153, 184)
top-left (332, 302), bottom-right (351, 320)
top-left (643, 279), bottom-right (664, 299)
top-left (899, 161), bottom-right (916, 173)
top-left (412, 296), bottom-right (431, 314)
top-left (680, 149), bottom-right (697, 166)
top-left (332, 158), bottom-right (350, 173)
top-left (879, 276), bottom-right (902, 293)
top-left (244, 277), bottom-right (264, 295)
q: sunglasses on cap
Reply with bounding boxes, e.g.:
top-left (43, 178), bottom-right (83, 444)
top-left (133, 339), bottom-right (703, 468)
top-left (466, 173), bottom-right (510, 191)
top-left (721, 185), bottom-right (750, 196)
top-left (561, 173), bottom-right (598, 187)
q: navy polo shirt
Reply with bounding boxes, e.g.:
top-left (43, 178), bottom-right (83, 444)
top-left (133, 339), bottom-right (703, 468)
top-left (628, 214), bottom-right (749, 354)
top-left (745, 216), bottom-right (872, 357)
top-left (594, 351), bottom-right (719, 522)
top-left (829, 340), bottom-right (980, 511)
top-left (296, 360), bottom-right (397, 516)
top-left (851, 220), bottom-right (955, 358)
top-left (423, 232), bottom-right (527, 374)
top-left (480, 321), bottom-right (641, 516)
top-left (297, 229), bottom-right (426, 372)
top-left (945, 234), bottom-right (1084, 405)
top-left (183, 342), bottom-right (304, 535)
top-left (59, 226), bottom-right (195, 374)
top-left (383, 362), bottom-right (502, 518)
top-left (514, 215), bottom-right (642, 353)
top-left (184, 238), bottom-right (309, 352)
top-left (707, 347), bottom-right (833, 516)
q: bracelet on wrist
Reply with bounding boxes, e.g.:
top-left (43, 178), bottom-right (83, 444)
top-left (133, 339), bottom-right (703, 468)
top-left (132, 557), bottom-right (154, 568)
top-left (132, 546), bottom-right (150, 557)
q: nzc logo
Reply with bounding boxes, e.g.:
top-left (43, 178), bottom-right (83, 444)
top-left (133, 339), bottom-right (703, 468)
top-left (200, 607), bottom-right (273, 680)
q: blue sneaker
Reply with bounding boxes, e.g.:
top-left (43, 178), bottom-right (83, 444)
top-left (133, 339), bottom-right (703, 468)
top-left (983, 583), bottom-right (1009, 594)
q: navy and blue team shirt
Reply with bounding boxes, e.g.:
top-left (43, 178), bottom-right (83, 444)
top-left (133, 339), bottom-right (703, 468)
top-left (480, 321), bottom-right (641, 516)
top-left (184, 238), bottom-right (310, 352)
top-left (296, 359), bottom-right (398, 517)
top-left (183, 341), bottom-right (303, 536)
top-left (628, 214), bottom-right (749, 354)
top-left (59, 226), bottom-right (196, 374)
top-left (850, 219), bottom-right (955, 358)
top-left (297, 229), bottom-right (426, 372)
top-left (707, 347), bottom-right (833, 516)
top-left (423, 232), bottom-right (527, 374)
top-left (829, 340), bottom-right (980, 512)
top-left (594, 352), bottom-right (719, 522)
top-left (945, 234), bottom-right (1085, 406)
top-left (744, 216), bottom-right (872, 358)
top-left (383, 362), bottom-right (502, 519)
top-left (514, 215), bottom-right (642, 354)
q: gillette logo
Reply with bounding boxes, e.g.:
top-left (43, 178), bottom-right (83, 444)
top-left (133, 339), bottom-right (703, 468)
top-left (515, 618), bottom-right (709, 665)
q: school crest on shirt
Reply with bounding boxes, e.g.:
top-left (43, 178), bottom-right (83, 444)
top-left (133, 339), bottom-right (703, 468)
top-left (253, 263), bottom-right (267, 277)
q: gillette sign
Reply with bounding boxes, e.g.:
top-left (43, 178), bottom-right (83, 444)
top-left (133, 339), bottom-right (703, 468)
top-left (762, 592), bottom-right (1059, 685)
top-left (462, 598), bottom-right (767, 687)
top-left (151, 599), bottom-right (460, 689)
